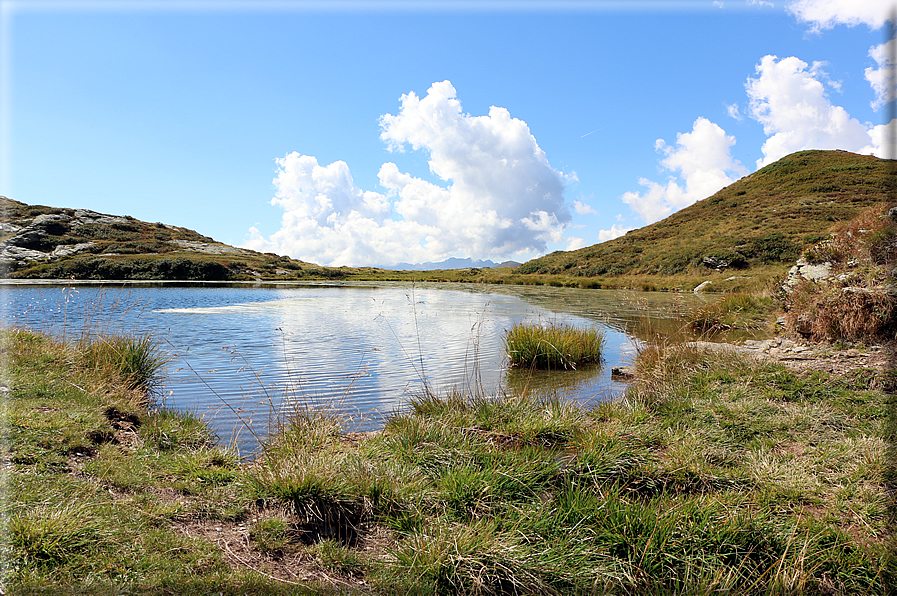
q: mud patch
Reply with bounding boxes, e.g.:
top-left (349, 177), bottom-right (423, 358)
top-left (105, 406), bottom-right (141, 431)
top-left (175, 512), bottom-right (375, 591)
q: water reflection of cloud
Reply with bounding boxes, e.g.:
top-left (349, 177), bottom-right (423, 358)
top-left (157, 288), bottom-right (542, 427)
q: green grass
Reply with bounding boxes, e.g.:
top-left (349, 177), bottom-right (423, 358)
top-left (76, 332), bottom-right (169, 394)
top-left (0, 328), bottom-right (315, 594)
top-left (687, 292), bottom-right (778, 333)
top-left (503, 321), bottom-right (605, 369)
top-left (357, 357), bottom-right (892, 594)
top-left (3, 325), bottom-right (894, 594)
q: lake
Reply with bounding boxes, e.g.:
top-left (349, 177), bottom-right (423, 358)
top-left (1, 281), bottom-right (707, 454)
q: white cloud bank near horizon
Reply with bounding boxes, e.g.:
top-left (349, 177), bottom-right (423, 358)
top-left (243, 81), bottom-right (571, 267)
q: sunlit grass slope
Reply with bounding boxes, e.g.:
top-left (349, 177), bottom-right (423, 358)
top-left (516, 150), bottom-right (895, 281)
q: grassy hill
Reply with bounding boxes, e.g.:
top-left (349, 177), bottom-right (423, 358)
top-left (514, 150), bottom-right (895, 289)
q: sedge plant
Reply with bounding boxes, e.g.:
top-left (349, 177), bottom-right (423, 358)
top-left (503, 321), bottom-right (605, 370)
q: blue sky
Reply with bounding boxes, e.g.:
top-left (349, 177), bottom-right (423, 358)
top-left (2, 0), bottom-right (894, 267)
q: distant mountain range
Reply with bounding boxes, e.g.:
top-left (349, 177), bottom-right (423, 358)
top-left (384, 258), bottom-right (522, 271)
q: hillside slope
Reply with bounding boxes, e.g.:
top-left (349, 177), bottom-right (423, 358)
top-left (518, 150), bottom-right (896, 278)
top-left (0, 198), bottom-right (335, 281)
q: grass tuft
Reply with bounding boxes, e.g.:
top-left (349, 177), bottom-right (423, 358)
top-left (503, 321), bottom-right (605, 369)
top-left (8, 498), bottom-right (110, 571)
top-left (688, 293), bottom-right (777, 333)
top-left (77, 332), bottom-right (169, 394)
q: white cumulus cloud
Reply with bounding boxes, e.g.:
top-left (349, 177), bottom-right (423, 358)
top-left (244, 81), bottom-right (571, 266)
top-left (597, 225), bottom-right (633, 243)
top-left (787, 0), bottom-right (891, 31)
top-left (621, 117), bottom-right (748, 224)
top-left (866, 36), bottom-right (896, 109)
top-left (863, 119), bottom-right (897, 159)
top-left (746, 55), bottom-right (886, 166)
top-left (573, 200), bottom-right (598, 215)
top-left (726, 103), bottom-right (743, 120)
top-left (565, 236), bottom-right (587, 251)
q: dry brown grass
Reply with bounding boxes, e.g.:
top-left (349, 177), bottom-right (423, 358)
top-left (781, 204), bottom-right (897, 343)
top-left (784, 280), bottom-right (896, 342)
top-left (803, 203), bottom-right (895, 266)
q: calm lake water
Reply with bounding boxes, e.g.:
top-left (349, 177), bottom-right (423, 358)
top-left (1, 281), bottom-right (708, 454)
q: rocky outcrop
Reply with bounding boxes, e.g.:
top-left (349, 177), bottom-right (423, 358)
top-left (0, 245), bottom-right (49, 263)
top-left (701, 256), bottom-right (729, 270)
top-left (0, 212), bottom-right (77, 263)
top-left (783, 257), bottom-right (833, 289)
top-left (69, 209), bottom-right (130, 228)
top-left (168, 239), bottom-right (251, 256)
top-left (0, 205), bottom-right (229, 269)
top-left (0, 196), bottom-right (324, 281)
top-left (0, 207), bottom-right (144, 265)
top-left (50, 243), bottom-right (96, 259)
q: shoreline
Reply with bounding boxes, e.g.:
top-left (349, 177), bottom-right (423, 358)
top-left (3, 325), bottom-right (893, 594)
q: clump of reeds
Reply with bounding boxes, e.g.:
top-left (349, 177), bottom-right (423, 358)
top-left (503, 322), bottom-right (604, 369)
top-left (76, 332), bottom-right (168, 395)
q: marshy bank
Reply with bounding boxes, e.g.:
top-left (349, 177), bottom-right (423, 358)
top-left (2, 324), bottom-right (894, 595)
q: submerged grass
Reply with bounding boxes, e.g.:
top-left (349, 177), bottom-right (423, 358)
top-left (503, 321), bottom-right (605, 369)
top-left (3, 323), bottom-right (894, 594)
